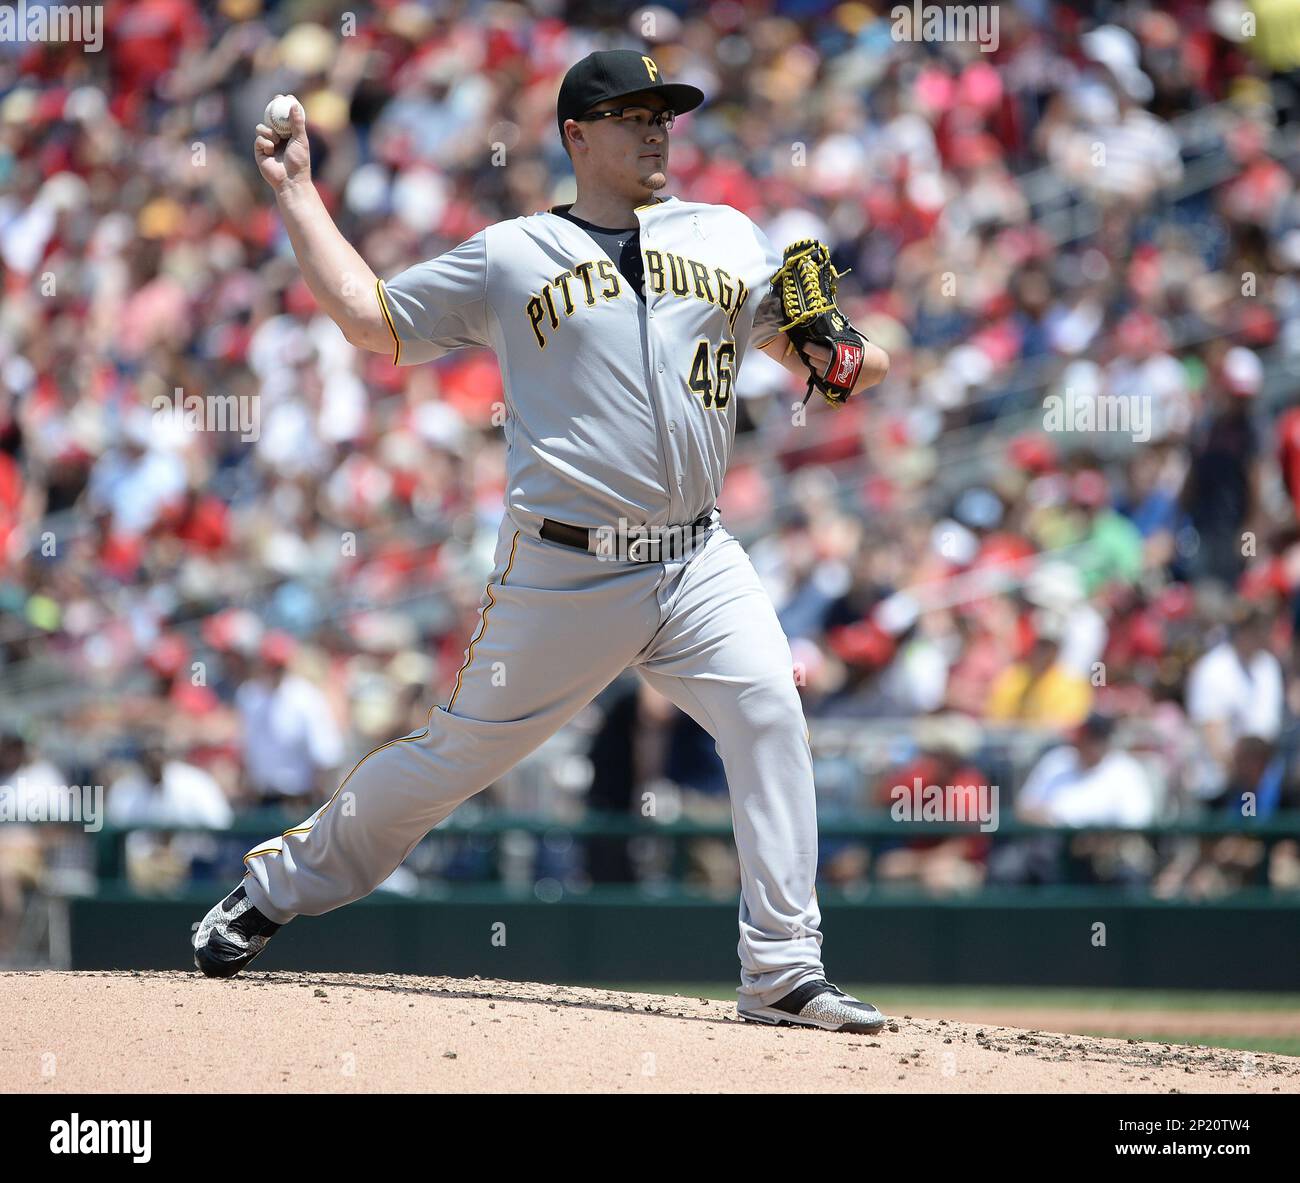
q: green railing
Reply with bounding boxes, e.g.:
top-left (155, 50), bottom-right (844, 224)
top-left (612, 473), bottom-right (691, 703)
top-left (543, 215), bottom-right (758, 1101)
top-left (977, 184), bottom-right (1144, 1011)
top-left (89, 811), bottom-right (1300, 892)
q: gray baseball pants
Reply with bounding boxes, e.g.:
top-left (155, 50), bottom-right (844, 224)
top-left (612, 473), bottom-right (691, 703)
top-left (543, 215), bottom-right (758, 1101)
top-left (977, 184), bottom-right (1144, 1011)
top-left (240, 511), bottom-right (825, 1005)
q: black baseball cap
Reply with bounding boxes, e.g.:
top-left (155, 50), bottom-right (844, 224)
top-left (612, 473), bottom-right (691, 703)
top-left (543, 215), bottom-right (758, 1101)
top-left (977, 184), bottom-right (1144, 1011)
top-left (556, 49), bottom-right (704, 139)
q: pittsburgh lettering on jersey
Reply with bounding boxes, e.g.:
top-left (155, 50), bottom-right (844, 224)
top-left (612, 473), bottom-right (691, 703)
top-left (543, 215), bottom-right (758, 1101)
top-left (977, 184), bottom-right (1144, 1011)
top-left (644, 250), bottom-right (749, 332)
top-left (526, 258), bottom-right (622, 348)
top-left (525, 250), bottom-right (750, 348)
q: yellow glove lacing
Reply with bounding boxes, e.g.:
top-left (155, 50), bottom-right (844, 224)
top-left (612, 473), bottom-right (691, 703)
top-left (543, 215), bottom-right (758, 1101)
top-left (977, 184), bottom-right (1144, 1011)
top-left (775, 239), bottom-right (847, 333)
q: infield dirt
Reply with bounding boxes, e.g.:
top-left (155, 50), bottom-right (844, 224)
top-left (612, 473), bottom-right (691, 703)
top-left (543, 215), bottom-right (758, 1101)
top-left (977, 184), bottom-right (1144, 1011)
top-left (3, 971), bottom-right (1297, 1093)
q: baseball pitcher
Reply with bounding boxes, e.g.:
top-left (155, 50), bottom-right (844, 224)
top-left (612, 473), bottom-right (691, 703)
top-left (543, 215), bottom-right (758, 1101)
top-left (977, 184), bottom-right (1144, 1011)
top-left (194, 50), bottom-right (891, 1033)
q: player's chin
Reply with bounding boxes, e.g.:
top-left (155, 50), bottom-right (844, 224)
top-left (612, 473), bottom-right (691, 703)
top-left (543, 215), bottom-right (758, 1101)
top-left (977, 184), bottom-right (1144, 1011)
top-left (636, 158), bottom-right (668, 189)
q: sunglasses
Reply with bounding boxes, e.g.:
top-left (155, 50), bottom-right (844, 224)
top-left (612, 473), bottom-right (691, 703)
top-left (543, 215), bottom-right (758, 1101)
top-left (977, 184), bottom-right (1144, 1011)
top-left (578, 105), bottom-right (676, 131)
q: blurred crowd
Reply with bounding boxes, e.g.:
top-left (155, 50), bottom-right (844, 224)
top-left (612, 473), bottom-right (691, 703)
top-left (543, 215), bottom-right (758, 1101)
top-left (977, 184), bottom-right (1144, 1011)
top-left (2, 0), bottom-right (1300, 927)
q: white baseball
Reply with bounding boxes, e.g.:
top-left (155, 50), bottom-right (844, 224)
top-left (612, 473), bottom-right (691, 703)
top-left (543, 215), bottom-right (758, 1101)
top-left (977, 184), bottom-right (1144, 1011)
top-left (264, 94), bottom-right (299, 139)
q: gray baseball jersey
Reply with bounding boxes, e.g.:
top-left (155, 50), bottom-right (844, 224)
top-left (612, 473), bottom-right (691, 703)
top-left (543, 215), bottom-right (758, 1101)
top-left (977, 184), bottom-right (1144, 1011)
top-left (240, 196), bottom-right (829, 1010)
top-left (374, 195), bottom-right (783, 535)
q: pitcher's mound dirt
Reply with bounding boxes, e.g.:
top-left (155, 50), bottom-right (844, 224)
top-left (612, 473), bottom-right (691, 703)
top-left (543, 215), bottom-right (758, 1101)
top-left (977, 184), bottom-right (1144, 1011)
top-left (2, 971), bottom-right (1297, 1093)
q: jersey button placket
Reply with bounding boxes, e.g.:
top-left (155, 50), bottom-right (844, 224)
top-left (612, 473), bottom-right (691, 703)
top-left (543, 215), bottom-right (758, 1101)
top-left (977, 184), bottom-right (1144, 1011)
top-left (650, 302), bottom-right (683, 522)
top-left (673, 413), bottom-right (683, 494)
top-left (639, 204), bottom-right (682, 524)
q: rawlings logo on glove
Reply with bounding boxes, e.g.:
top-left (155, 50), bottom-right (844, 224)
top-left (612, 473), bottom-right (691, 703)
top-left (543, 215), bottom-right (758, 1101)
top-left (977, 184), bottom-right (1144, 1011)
top-left (770, 239), bottom-right (868, 409)
top-left (830, 340), bottom-right (863, 387)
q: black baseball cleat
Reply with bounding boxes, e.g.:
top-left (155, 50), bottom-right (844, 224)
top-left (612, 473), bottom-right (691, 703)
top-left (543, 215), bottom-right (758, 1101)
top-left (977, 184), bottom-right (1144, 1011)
top-left (192, 884), bottom-right (282, 979)
top-left (738, 979), bottom-right (887, 1033)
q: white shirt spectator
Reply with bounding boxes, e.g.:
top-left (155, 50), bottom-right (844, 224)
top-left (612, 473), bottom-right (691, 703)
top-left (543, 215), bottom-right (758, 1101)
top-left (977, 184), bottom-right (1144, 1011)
top-left (1044, 295), bottom-right (1104, 356)
top-left (236, 674), bottom-right (345, 799)
top-left (1108, 352), bottom-right (1192, 440)
top-left (880, 637), bottom-right (950, 714)
top-left (87, 446), bottom-right (187, 535)
top-left (108, 761), bottom-right (234, 829)
top-left (1091, 109), bottom-right (1183, 201)
top-left (1018, 745), bottom-right (1157, 826)
top-left (0, 193), bottom-right (56, 274)
top-left (1186, 641), bottom-right (1284, 743)
top-left (0, 758), bottom-right (69, 836)
top-left (1055, 603), bottom-right (1107, 678)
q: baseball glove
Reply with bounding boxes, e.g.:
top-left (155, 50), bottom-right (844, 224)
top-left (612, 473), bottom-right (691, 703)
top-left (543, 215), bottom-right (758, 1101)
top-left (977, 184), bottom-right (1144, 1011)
top-left (770, 239), bottom-right (868, 409)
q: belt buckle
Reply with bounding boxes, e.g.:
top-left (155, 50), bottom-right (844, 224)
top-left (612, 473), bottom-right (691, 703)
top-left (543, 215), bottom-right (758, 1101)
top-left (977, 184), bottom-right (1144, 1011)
top-left (627, 533), bottom-right (660, 563)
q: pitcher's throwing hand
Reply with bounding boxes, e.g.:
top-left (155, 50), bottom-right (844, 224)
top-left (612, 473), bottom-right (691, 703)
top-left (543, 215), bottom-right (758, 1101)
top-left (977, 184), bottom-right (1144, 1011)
top-left (253, 94), bottom-right (310, 194)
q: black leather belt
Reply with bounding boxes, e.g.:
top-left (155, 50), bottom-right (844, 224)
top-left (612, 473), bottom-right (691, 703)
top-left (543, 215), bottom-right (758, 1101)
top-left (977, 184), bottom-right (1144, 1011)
top-left (540, 511), bottom-right (716, 562)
